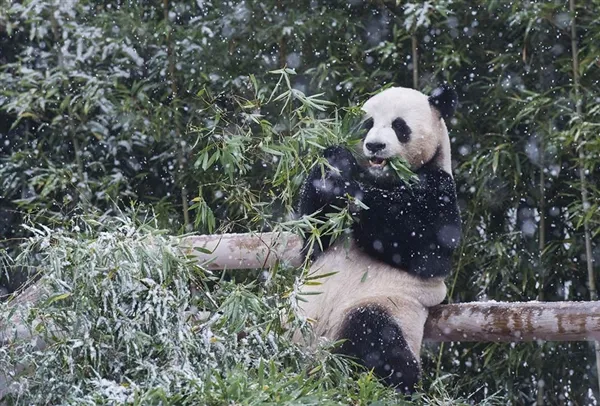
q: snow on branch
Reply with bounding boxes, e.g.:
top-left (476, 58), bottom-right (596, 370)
top-left (182, 232), bottom-right (600, 343)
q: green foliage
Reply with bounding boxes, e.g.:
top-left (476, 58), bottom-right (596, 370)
top-left (0, 214), bottom-right (503, 405)
top-left (388, 157), bottom-right (420, 184)
top-left (1, 0), bottom-right (600, 404)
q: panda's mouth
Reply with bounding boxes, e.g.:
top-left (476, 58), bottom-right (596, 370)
top-left (368, 157), bottom-right (387, 168)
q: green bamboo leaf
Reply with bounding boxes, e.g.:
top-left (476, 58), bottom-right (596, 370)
top-left (492, 150), bottom-right (499, 174)
top-left (46, 292), bottom-right (71, 304)
top-left (305, 271), bottom-right (338, 280)
top-left (193, 246), bottom-right (214, 254)
top-left (260, 145), bottom-right (284, 156)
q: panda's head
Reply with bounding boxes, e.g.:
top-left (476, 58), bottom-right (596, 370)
top-left (360, 85), bottom-right (458, 179)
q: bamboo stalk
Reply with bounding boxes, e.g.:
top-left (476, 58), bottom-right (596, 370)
top-left (539, 132), bottom-right (546, 256)
top-left (569, 0), bottom-right (600, 392)
top-left (72, 135), bottom-right (84, 182)
top-left (570, 0), bottom-right (595, 300)
top-left (537, 128), bottom-right (546, 405)
top-left (163, 0), bottom-right (190, 230)
top-left (538, 127), bottom-right (546, 303)
top-left (411, 33), bottom-right (418, 89)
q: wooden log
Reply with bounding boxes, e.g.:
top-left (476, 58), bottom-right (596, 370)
top-left (181, 232), bottom-right (304, 270)
top-left (425, 301), bottom-right (600, 342)
top-left (181, 232), bottom-right (600, 342)
top-left (0, 283), bottom-right (49, 346)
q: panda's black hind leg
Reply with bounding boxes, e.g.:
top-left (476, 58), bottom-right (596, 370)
top-left (337, 304), bottom-right (420, 394)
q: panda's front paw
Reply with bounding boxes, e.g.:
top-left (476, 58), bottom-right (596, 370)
top-left (348, 190), bottom-right (366, 215)
top-left (312, 176), bottom-right (354, 200)
top-left (323, 146), bottom-right (358, 179)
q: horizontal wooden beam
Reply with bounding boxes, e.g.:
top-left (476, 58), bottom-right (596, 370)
top-left (425, 301), bottom-right (600, 342)
top-left (182, 232), bottom-right (600, 342)
top-left (181, 232), bottom-right (304, 270)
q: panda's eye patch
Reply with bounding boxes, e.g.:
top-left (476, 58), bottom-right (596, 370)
top-left (362, 117), bottom-right (374, 135)
top-left (392, 117), bottom-right (411, 143)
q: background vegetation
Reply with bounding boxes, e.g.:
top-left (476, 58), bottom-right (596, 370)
top-left (1, 0), bottom-right (599, 404)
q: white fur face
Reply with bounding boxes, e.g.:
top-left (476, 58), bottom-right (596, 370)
top-left (361, 87), bottom-right (452, 175)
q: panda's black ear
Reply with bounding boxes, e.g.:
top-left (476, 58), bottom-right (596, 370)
top-left (428, 84), bottom-right (458, 120)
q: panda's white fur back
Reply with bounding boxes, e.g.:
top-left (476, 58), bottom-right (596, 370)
top-left (299, 238), bottom-right (447, 359)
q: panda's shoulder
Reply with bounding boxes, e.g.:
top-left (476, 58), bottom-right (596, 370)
top-left (417, 167), bottom-right (455, 191)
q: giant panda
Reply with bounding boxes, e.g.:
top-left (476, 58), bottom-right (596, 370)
top-left (297, 84), bottom-right (461, 393)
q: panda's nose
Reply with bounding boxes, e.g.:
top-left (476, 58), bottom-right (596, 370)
top-left (365, 142), bottom-right (386, 153)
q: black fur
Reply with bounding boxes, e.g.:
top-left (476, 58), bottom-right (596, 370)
top-left (428, 84), bottom-right (458, 120)
top-left (298, 146), bottom-right (362, 258)
top-left (299, 146), bottom-right (461, 278)
top-left (391, 117), bottom-right (411, 143)
top-left (353, 163), bottom-right (461, 278)
top-left (337, 304), bottom-right (420, 393)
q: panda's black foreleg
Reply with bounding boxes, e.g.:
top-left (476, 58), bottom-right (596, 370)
top-left (298, 146), bottom-right (362, 258)
top-left (352, 169), bottom-right (461, 278)
top-left (337, 305), bottom-right (420, 394)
